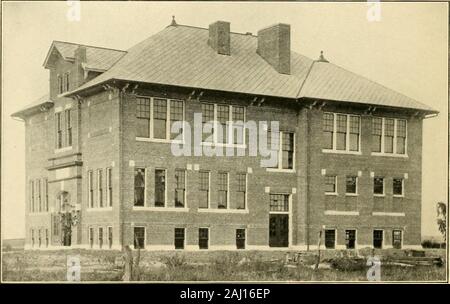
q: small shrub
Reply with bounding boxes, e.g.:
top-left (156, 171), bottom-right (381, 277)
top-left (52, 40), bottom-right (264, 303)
top-left (161, 254), bottom-right (186, 269)
top-left (329, 257), bottom-right (366, 271)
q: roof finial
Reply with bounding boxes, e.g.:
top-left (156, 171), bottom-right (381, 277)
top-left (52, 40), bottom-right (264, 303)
top-left (170, 15), bottom-right (177, 26)
top-left (317, 50), bottom-right (329, 63)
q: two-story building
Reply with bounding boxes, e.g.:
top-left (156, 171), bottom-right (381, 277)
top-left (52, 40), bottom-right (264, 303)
top-left (12, 19), bottom-right (437, 251)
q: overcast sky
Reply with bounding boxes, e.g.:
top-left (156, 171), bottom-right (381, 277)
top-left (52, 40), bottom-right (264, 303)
top-left (1, 1), bottom-right (448, 240)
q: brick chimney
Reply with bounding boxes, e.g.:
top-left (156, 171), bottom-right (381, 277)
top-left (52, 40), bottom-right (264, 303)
top-left (257, 23), bottom-right (291, 74)
top-left (208, 21), bottom-right (231, 56)
top-left (74, 45), bottom-right (87, 87)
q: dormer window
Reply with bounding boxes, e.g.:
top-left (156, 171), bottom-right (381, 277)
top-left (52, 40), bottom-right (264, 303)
top-left (57, 75), bottom-right (63, 94)
top-left (57, 72), bottom-right (70, 94)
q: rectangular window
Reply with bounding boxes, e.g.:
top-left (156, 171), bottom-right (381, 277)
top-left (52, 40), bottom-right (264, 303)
top-left (57, 75), bottom-right (63, 94)
top-left (373, 230), bottom-right (383, 249)
top-left (108, 226), bottom-right (113, 249)
top-left (346, 176), bottom-right (357, 195)
top-left (202, 103), bottom-right (215, 142)
top-left (232, 106), bottom-right (245, 144)
top-left (217, 172), bottom-right (228, 209)
top-left (37, 179), bottom-right (42, 212)
top-left (217, 105), bottom-right (229, 144)
top-left (373, 177), bottom-right (384, 195)
top-left (89, 227), bottom-right (94, 248)
top-left (44, 178), bottom-right (49, 212)
top-left (323, 113), bottom-right (334, 150)
top-left (396, 120), bottom-right (407, 154)
top-left (134, 168), bottom-right (145, 207)
top-left (236, 229), bottom-right (246, 249)
top-left (384, 118), bottom-right (394, 153)
top-left (269, 194), bottom-right (289, 212)
top-left (65, 109), bottom-right (72, 146)
top-left (31, 229), bottom-right (35, 247)
top-left (30, 180), bottom-right (34, 213)
top-left (136, 97), bottom-right (151, 138)
top-left (38, 229), bottom-right (42, 247)
top-left (134, 227), bottom-right (145, 249)
top-left (106, 168), bottom-right (112, 207)
top-left (170, 100), bottom-right (184, 140)
top-left (267, 130), bottom-right (280, 168)
top-left (97, 169), bottom-right (103, 208)
top-left (372, 117), bottom-right (383, 152)
top-left (325, 176), bottom-right (337, 194)
top-left (98, 227), bottom-right (103, 249)
top-left (199, 171), bottom-right (210, 208)
top-left (324, 229), bottom-right (336, 249)
top-left (88, 170), bottom-right (94, 208)
top-left (236, 173), bottom-right (246, 209)
top-left (56, 112), bottom-right (63, 149)
top-left (64, 72), bottom-right (70, 92)
top-left (349, 116), bottom-right (360, 151)
top-left (153, 98), bottom-right (167, 139)
top-left (323, 113), bottom-right (360, 152)
top-left (174, 228), bottom-right (185, 249)
top-left (174, 169), bottom-right (186, 208)
top-left (345, 230), bottom-right (356, 249)
top-left (282, 132), bottom-right (294, 169)
top-left (154, 169), bottom-right (166, 207)
top-left (372, 118), bottom-right (407, 155)
top-left (199, 228), bottom-right (209, 249)
top-left (336, 114), bottom-right (347, 150)
top-left (45, 229), bottom-right (49, 247)
top-left (53, 215), bottom-right (59, 237)
top-left (392, 230), bottom-right (402, 249)
top-left (393, 178), bottom-right (404, 196)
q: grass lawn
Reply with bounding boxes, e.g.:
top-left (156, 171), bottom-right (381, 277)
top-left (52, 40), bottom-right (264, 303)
top-left (1, 248), bottom-right (446, 282)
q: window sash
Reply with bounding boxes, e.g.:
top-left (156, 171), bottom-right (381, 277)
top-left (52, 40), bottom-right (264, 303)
top-left (97, 169), bottom-right (103, 208)
top-left (175, 170), bottom-right (186, 208)
top-left (106, 168), bottom-right (112, 207)
top-left (201, 103), bottom-right (246, 144)
top-left (134, 168), bottom-right (145, 206)
top-left (346, 176), bottom-right (357, 194)
top-left (373, 177), bottom-right (384, 195)
top-left (325, 176), bottom-right (337, 194)
top-left (393, 178), bottom-right (404, 196)
top-left (269, 194), bottom-right (289, 212)
top-left (323, 112), bottom-right (360, 152)
top-left (373, 118), bottom-right (407, 154)
top-left (154, 169), bottom-right (166, 207)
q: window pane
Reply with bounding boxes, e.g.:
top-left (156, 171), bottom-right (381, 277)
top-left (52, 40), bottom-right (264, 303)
top-left (175, 170), bottom-right (185, 208)
top-left (199, 228), bottom-right (209, 249)
top-left (396, 120), bottom-right (407, 154)
top-left (199, 171), bottom-right (209, 208)
top-left (236, 229), bottom-right (245, 249)
top-left (232, 107), bottom-right (245, 145)
top-left (153, 98), bottom-right (167, 139)
top-left (134, 227), bottom-right (145, 249)
top-left (373, 177), bottom-right (384, 195)
top-left (346, 176), bottom-right (357, 194)
top-left (155, 169), bottom-right (166, 207)
top-left (372, 118), bottom-right (382, 152)
top-left (269, 194), bottom-right (289, 212)
top-left (202, 104), bottom-right (214, 142)
top-left (325, 176), bottom-right (336, 193)
top-left (349, 116), bottom-right (359, 151)
top-left (217, 105), bottom-right (229, 143)
top-left (267, 130), bottom-right (279, 168)
top-left (174, 228), bottom-right (185, 249)
top-left (393, 178), bottom-right (403, 196)
top-left (336, 115), bottom-right (347, 150)
top-left (323, 113), bottom-right (334, 149)
top-left (136, 98), bottom-right (150, 137)
top-left (134, 169), bottom-right (145, 206)
top-left (282, 132), bottom-right (294, 169)
top-left (373, 230), bottom-right (383, 249)
top-left (218, 172), bottom-right (228, 209)
top-left (384, 119), bottom-right (394, 153)
top-left (345, 230), bottom-right (356, 249)
top-left (170, 100), bottom-right (183, 140)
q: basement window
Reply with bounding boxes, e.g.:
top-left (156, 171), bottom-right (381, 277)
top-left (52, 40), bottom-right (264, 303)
top-left (373, 230), bottom-right (383, 249)
top-left (199, 228), bottom-right (209, 249)
top-left (134, 227), bottom-right (145, 249)
top-left (236, 229), bottom-right (246, 249)
top-left (345, 230), bottom-right (356, 249)
top-left (392, 230), bottom-right (402, 249)
top-left (174, 228), bottom-right (185, 249)
top-left (324, 229), bottom-right (336, 249)
top-left (322, 112), bottom-right (360, 153)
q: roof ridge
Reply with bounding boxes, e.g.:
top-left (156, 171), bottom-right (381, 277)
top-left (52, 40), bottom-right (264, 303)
top-left (175, 24), bottom-right (257, 37)
top-left (53, 40), bottom-right (126, 53)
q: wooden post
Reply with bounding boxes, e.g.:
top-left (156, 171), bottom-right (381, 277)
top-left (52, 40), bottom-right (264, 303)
top-left (315, 230), bottom-right (322, 270)
top-left (122, 245), bottom-right (133, 281)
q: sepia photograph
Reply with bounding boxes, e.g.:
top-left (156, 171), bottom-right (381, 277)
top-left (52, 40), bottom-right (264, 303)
top-left (1, 0), bottom-right (448, 286)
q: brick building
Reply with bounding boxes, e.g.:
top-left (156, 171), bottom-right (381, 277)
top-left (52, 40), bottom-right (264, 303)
top-left (13, 20), bottom-right (437, 251)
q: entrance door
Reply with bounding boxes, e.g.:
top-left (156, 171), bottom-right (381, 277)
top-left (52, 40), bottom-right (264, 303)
top-left (269, 214), bottom-right (289, 247)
